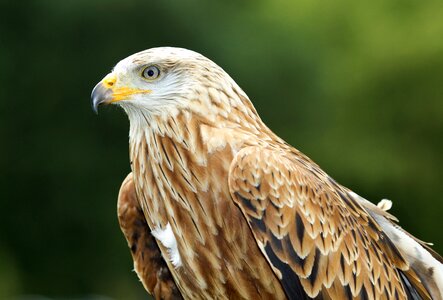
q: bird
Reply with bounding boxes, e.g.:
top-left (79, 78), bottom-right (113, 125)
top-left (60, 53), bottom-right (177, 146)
top-left (91, 47), bottom-right (443, 300)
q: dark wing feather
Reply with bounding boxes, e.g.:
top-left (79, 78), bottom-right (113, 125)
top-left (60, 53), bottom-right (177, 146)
top-left (229, 146), bottom-right (430, 300)
top-left (118, 173), bottom-right (182, 300)
top-left (264, 241), bottom-right (310, 300)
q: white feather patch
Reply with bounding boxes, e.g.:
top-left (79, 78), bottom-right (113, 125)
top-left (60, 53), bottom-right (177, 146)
top-left (377, 199), bottom-right (393, 211)
top-left (151, 223), bottom-right (182, 268)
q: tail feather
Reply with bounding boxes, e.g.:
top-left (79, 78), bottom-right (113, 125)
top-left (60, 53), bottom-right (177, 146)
top-left (410, 260), bottom-right (443, 300)
top-left (349, 192), bottom-right (443, 300)
top-left (402, 268), bottom-right (434, 300)
top-left (372, 209), bottom-right (443, 300)
top-left (399, 270), bottom-right (429, 300)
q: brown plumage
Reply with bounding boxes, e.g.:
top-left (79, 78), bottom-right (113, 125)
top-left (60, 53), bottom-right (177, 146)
top-left (117, 173), bottom-right (182, 299)
top-left (92, 47), bottom-right (443, 299)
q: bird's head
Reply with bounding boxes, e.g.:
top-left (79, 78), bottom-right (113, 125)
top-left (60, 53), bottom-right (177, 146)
top-left (91, 47), bottom-right (251, 124)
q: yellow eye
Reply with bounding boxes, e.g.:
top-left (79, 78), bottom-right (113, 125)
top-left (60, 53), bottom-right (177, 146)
top-left (142, 66), bottom-right (160, 80)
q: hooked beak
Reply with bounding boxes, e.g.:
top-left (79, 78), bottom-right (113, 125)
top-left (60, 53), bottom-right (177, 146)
top-left (91, 73), bottom-right (152, 114)
top-left (91, 74), bottom-right (117, 114)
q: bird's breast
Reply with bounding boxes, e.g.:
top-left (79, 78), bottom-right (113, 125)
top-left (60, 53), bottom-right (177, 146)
top-left (129, 131), bottom-right (286, 299)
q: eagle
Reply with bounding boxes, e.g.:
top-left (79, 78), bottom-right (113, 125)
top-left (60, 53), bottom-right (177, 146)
top-left (91, 47), bottom-right (443, 300)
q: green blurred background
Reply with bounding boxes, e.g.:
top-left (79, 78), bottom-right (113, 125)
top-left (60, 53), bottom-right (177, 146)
top-left (1, 0), bottom-right (442, 299)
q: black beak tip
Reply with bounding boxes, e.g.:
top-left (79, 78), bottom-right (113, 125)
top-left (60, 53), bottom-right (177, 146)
top-left (91, 82), bottom-right (110, 114)
top-left (91, 100), bottom-right (99, 115)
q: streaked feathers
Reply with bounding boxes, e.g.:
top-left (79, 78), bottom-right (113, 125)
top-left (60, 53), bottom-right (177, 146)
top-left (95, 47), bottom-right (443, 299)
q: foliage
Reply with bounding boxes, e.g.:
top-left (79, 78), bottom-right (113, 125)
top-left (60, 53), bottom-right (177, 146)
top-left (1, 0), bottom-right (442, 298)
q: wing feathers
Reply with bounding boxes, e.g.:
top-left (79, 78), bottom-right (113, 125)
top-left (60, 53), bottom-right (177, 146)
top-left (264, 243), bottom-right (310, 300)
top-left (229, 146), bottom-right (435, 300)
top-left (117, 173), bottom-right (182, 300)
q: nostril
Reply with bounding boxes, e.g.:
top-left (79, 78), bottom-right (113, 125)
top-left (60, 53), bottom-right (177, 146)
top-left (102, 74), bottom-right (117, 88)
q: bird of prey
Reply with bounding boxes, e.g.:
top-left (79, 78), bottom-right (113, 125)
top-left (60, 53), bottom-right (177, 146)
top-left (91, 47), bottom-right (443, 300)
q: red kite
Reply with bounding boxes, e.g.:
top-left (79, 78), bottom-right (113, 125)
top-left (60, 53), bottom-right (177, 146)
top-left (92, 47), bottom-right (443, 299)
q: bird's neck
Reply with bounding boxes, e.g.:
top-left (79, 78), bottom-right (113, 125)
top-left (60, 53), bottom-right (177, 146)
top-left (128, 109), bottom-right (262, 163)
top-left (127, 106), bottom-right (276, 208)
top-left (126, 92), bottom-right (274, 158)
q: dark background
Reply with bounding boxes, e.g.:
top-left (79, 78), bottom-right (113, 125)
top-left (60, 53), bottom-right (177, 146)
top-left (1, 0), bottom-right (442, 299)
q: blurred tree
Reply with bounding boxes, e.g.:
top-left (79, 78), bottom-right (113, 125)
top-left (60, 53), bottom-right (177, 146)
top-left (0, 0), bottom-right (442, 298)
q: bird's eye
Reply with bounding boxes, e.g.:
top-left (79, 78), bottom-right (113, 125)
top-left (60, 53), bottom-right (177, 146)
top-left (142, 66), bottom-right (160, 80)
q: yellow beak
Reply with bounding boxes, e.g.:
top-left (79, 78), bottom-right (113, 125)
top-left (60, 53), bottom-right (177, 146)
top-left (91, 74), bottom-right (151, 113)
